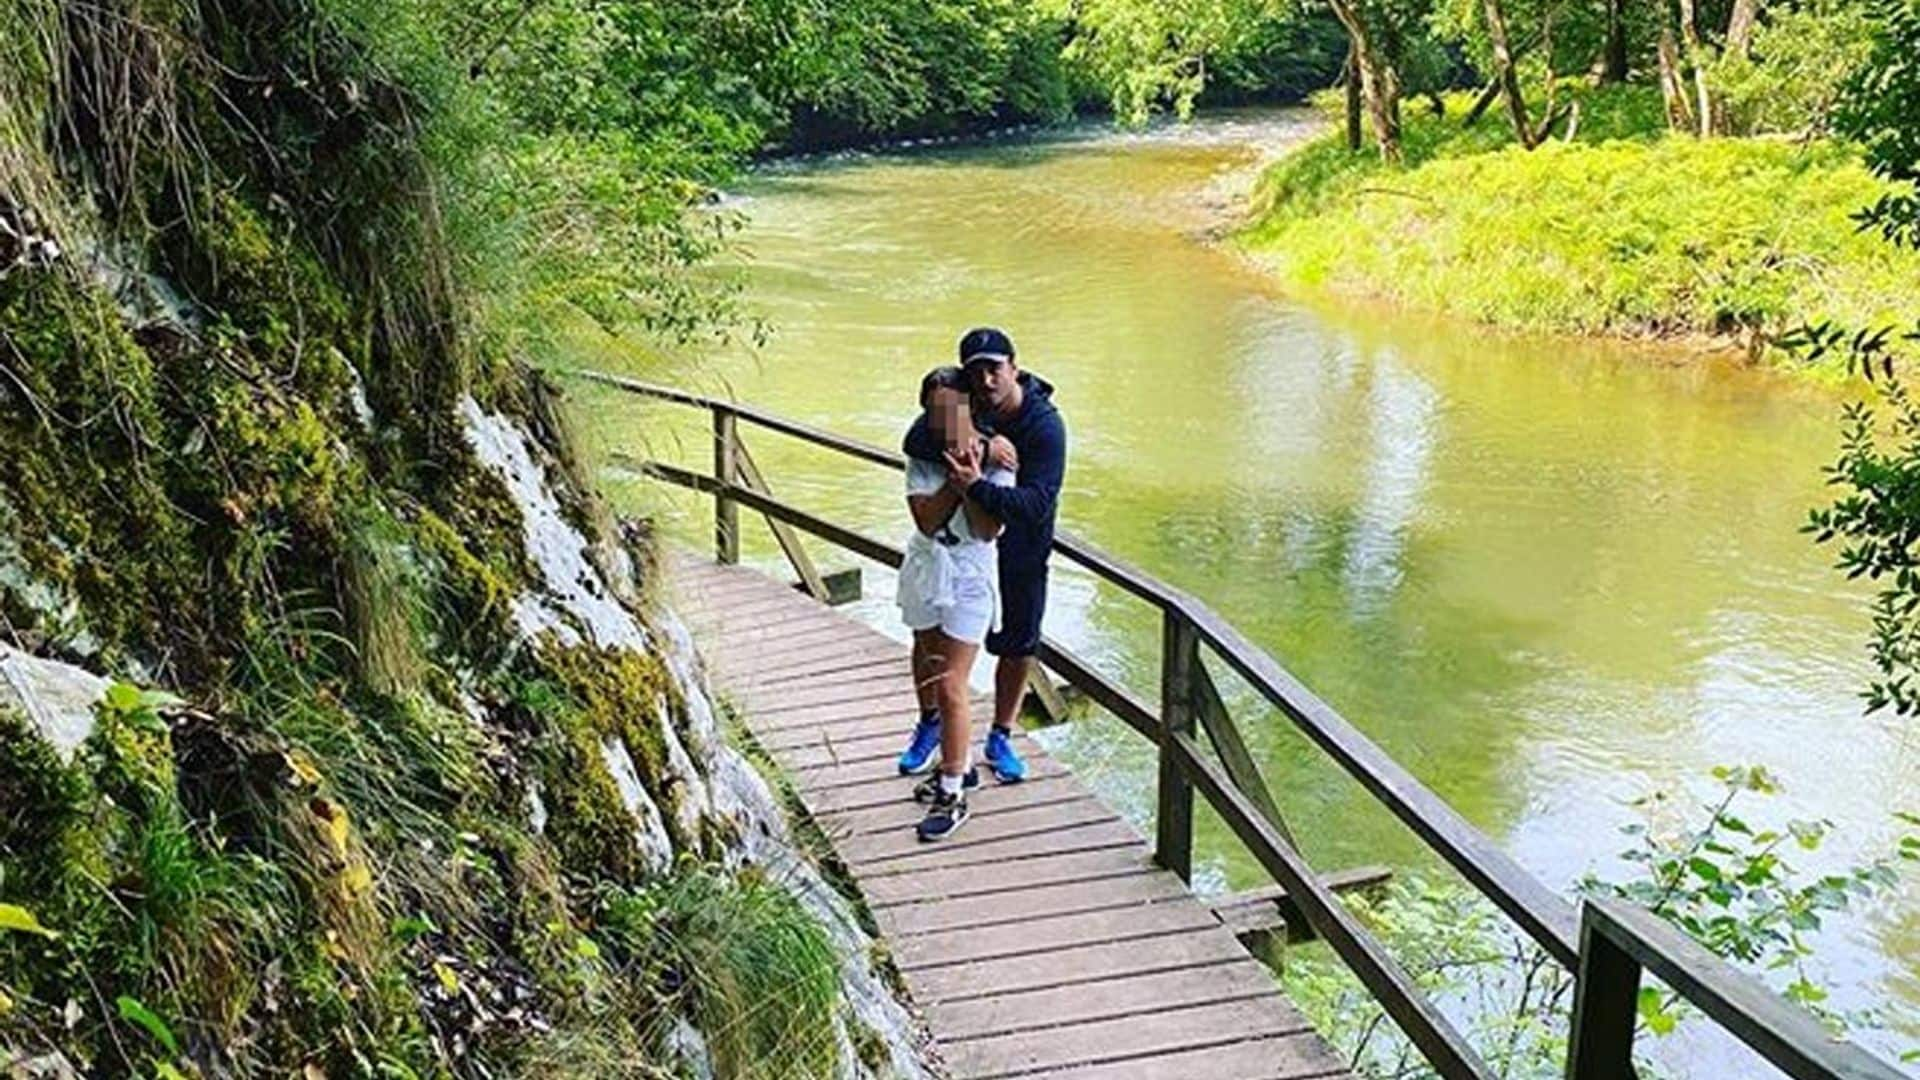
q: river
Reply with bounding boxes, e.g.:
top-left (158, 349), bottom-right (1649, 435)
top-left (566, 108), bottom-right (1919, 1065)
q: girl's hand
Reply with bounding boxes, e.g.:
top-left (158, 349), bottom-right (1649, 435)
top-left (945, 443), bottom-right (984, 489)
top-left (987, 435), bottom-right (1018, 473)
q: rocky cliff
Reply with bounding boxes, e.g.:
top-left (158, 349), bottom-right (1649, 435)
top-left (0, 1), bottom-right (928, 1075)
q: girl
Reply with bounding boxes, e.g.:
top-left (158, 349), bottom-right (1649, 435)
top-left (895, 366), bottom-right (1014, 840)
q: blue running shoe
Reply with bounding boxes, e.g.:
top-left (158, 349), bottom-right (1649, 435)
top-left (984, 726), bottom-right (1026, 783)
top-left (897, 714), bottom-right (941, 775)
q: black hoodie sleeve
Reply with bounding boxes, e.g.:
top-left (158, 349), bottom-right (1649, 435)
top-left (966, 410), bottom-right (1065, 528)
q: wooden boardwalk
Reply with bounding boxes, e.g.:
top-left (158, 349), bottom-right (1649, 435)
top-left (670, 552), bottom-right (1352, 1080)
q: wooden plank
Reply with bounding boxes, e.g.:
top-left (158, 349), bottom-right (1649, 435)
top-left (924, 960), bottom-right (1282, 1041)
top-left (766, 715), bottom-right (1022, 768)
top-left (781, 750), bottom-right (1067, 796)
top-left (838, 799), bottom-right (1119, 867)
top-left (876, 869), bottom-right (1186, 938)
top-left (751, 653), bottom-right (912, 689)
top-left (709, 628), bottom-right (895, 675)
top-left (1034, 1033), bottom-right (1350, 1080)
top-left (862, 846), bottom-right (1156, 907)
top-left (775, 727), bottom-right (1044, 773)
top-left (707, 616), bottom-right (888, 654)
top-left (940, 995), bottom-right (1310, 1080)
top-left (747, 682), bottom-right (921, 724)
top-left (852, 819), bottom-right (1143, 878)
top-left (905, 928), bottom-right (1251, 1002)
top-left (824, 778), bottom-right (1086, 838)
top-left (894, 903), bottom-right (1219, 971)
top-left (800, 756), bottom-right (1070, 814)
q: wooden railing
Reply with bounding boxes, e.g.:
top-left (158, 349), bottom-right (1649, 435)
top-left (563, 369), bottom-right (1908, 1080)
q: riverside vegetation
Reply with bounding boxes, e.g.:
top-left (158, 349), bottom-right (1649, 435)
top-left (1234, 0), bottom-right (1920, 363)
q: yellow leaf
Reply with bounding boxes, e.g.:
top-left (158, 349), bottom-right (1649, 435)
top-left (0, 903), bottom-right (56, 939)
top-left (0, 987), bottom-right (14, 1015)
top-left (322, 930), bottom-right (347, 960)
top-left (303, 1063), bottom-right (327, 1080)
top-left (432, 961), bottom-right (459, 994)
top-left (340, 862), bottom-right (373, 898)
top-left (285, 751), bottom-right (321, 786)
top-left (310, 798), bottom-right (350, 857)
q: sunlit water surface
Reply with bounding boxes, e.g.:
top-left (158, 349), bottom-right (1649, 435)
top-left (567, 110), bottom-right (1919, 1067)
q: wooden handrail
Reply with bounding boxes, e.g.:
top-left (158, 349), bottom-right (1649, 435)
top-left (566, 369), bottom-right (1907, 1080)
top-left (1566, 899), bottom-right (1908, 1080)
top-left (566, 367), bottom-right (1577, 961)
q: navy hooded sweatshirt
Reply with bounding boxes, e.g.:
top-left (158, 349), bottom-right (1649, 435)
top-left (903, 372), bottom-right (1066, 574)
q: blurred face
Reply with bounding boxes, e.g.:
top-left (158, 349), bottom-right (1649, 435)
top-left (968, 357), bottom-right (1018, 413)
top-left (926, 385), bottom-right (972, 450)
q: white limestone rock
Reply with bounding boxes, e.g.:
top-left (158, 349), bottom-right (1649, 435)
top-left (0, 644), bottom-right (109, 761)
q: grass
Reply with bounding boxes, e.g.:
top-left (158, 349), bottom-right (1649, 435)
top-left (598, 865), bottom-right (845, 1080)
top-left (1239, 85), bottom-right (1920, 356)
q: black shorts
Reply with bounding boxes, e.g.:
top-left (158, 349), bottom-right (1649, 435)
top-left (988, 564), bottom-right (1048, 658)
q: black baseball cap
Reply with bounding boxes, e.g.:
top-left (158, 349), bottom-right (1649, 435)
top-left (958, 327), bottom-right (1015, 368)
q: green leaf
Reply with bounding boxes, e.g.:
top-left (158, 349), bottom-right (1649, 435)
top-left (116, 995), bottom-right (179, 1055)
top-left (103, 681), bottom-right (143, 714)
top-left (1688, 857), bottom-right (1723, 882)
top-left (0, 903), bottom-right (57, 938)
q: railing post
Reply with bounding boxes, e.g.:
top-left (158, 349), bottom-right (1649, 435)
top-left (1565, 905), bottom-right (1641, 1080)
top-left (1156, 609), bottom-right (1197, 882)
top-left (713, 406), bottom-right (739, 565)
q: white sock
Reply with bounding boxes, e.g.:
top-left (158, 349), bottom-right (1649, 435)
top-left (939, 770), bottom-right (966, 797)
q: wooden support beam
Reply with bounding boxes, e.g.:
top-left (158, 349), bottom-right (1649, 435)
top-left (1156, 613), bottom-right (1198, 882)
top-left (713, 408), bottom-right (739, 565)
top-left (733, 436), bottom-right (829, 602)
top-left (1193, 661), bottom-right (1299, 852)
top-left (1210, 865), bottom-right (1394, 946)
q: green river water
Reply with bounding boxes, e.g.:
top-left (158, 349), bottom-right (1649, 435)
top-left (567, 108), bottom-right (1919, 1056)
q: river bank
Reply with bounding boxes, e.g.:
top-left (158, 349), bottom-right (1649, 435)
top-left (1234, 86), bottom-right (1920, 369)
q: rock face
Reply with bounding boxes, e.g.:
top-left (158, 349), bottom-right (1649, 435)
top-left (459, 397), bottom-right (933, 1078)
top-left (0, 644), bottom-right (108, 762)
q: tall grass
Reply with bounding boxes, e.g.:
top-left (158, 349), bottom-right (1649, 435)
top-left (599, 865), bottom-right (845, 1080)
top-left (1240, 86), bottom-right (1920, 354)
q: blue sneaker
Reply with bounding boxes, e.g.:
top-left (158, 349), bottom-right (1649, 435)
top-left (897, 715), bottom-right (941, 775)
top-left (984, 726), bottom-right (1026, 783)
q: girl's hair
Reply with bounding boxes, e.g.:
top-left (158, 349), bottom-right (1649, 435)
top-left (919, 365), bottom-right (967, 407)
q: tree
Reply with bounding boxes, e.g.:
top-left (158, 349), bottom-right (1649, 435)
top-left (1801, 0), bottom-right (1920, 715)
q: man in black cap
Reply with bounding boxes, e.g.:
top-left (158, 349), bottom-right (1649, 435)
top-left (896, 327), bottom-right (1066, 799)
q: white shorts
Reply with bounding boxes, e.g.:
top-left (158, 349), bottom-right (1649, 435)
top-left (898, 552), bottom-right (999, 645)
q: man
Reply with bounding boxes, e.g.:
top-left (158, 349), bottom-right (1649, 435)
top-left (897, 326), bottom-right (1066, 785)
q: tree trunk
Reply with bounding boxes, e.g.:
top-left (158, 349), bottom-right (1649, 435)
top-left (1328, 0), bottom-right (1403, 162)
top-left (1675, 0), bottom-right (1716, 135)
top-left (1656, 24), bottom-right (1696, 132)
top-left (1725, 0), bottom-right (1761, 59)
top-left (1603, 0), bottom-right (1629, 81)
top-left (1344, 42), bottom-right (1363, 151)
top-left (1483, 0), bottom-right (1537, 147)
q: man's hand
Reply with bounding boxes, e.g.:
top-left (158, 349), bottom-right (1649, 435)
top-left (986, 435), bottom-right (1018, 473)
top-left (945, 443), bottom-right (984, 490)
